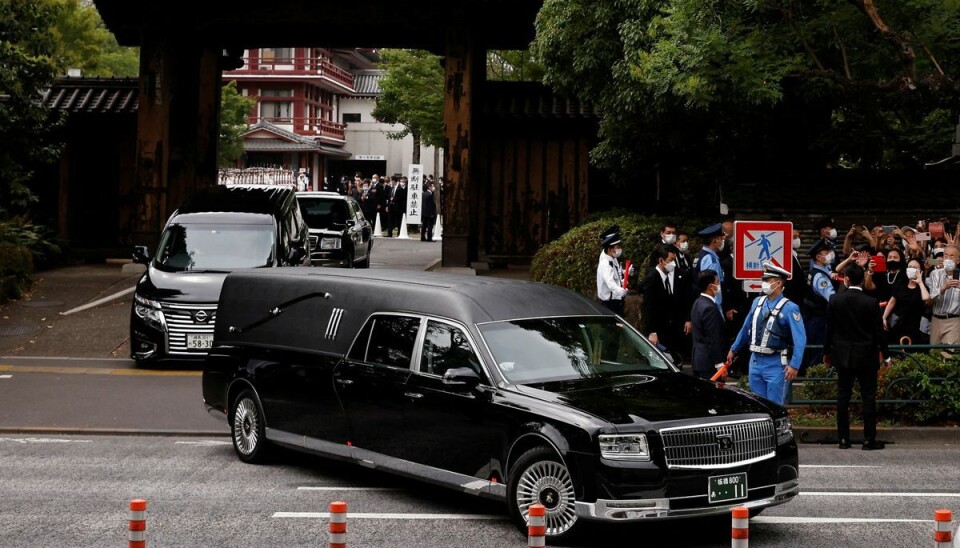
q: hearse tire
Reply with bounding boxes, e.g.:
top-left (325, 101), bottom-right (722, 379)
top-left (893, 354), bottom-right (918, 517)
top-left (230, 390), bottom-right (271, 464)
top-left (507, 446), bottom-right (580, 543)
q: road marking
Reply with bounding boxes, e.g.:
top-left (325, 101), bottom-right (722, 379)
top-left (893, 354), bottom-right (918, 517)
top-left (273, 512), bottom-right (505, 520)
top-left (802, 491), bottom-right (960, 498)
top-left (801, 465), bottom-right (882, 469)
top-left (0, 364), bottom-right (200, 377)
top-left (754, 517), bottom-right (931, 524)
top-left (60, 286), bottom-right (136, 316)
top-left (297, 487), bottom-right (400, 492)
top-left (0, 437), bottom-right (92, 444)
top-left (175, 440), bottom-right (231, 446)
top-left (0, 374), bottom-right (11, 379)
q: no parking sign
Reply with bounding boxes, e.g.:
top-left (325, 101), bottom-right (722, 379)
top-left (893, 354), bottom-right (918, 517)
top-left (734, 221), bottom-right (793, 283)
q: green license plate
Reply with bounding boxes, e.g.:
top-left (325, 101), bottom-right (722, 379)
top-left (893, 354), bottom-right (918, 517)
top-left (708, 473), bottom-right (748, 504)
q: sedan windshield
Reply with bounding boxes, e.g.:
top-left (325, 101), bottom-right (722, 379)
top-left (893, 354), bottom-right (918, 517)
top-left (478, 317), bottom-right (673, 384)
top-left (298, 198), bottom-right (350, 229)
top-left (154, 223), bottom-right (275, 271)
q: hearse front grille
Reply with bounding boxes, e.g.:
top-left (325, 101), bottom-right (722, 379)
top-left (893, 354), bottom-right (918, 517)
top-left (659, 418), bottom-right (776, 469)
top-left (160, 302), bottom-right (217, 354)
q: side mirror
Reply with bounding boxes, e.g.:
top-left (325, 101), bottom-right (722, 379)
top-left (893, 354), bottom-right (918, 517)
top-left (442, 367), bottom-right (482, 389)
top-left (132, 246), bottom-right (151, 265)
top-left (345, 219), bottom-right (357, 227)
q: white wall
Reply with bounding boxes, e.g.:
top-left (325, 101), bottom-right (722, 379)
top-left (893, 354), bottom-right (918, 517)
top-left (340, 97), bottom-right (440, 177)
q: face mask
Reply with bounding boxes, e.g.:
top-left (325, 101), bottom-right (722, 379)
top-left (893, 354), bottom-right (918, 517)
top-left (761, 281), bottom-right (775, 295)
top-left (906, 267), bottom-right (919, 280)
top-left (828, 228), bottom-right (838, 240)
top-left (945, 259), bottom-right (956, 272)
top-left (793, 237), bottom-right (801, 249)
top-left (362, 186), bottom-right (369, 192)
top-left (663, 234), bottom-right (677, 245)
top-left (664, 261), bottom-right (676, 273)
top-left (718, 239), bottom-right (726, 251)
top-left (824, 252), bottom-right (836, 264)
top-left (886, 260), bottom-right (902, 271)
top-left (613, 248), bottom-right (623, 259)
top-left (678, 242), bottom-right (689, 253)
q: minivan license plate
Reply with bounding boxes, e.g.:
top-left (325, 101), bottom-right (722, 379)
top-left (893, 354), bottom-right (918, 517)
top-left (187, 334), bottom-right (213, 349)
top-left (708, 473), bottom-right (747, 504)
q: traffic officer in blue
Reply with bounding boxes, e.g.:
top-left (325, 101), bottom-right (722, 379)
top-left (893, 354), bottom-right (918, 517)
top-left (801, 239), bottom-right (836, 371)
top-left (696, 223), bottom-right (726, 313)
top-left (727, 262), bottom-right (807, 405)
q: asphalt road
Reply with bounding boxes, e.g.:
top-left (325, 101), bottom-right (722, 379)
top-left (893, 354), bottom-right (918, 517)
top-left (0, 436), bottom-right (958, 547)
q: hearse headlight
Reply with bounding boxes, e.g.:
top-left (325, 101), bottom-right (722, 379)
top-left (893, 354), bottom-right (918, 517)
top-left (134, 294), bottom-right (164, 329)
top-left (320, 237), bottom-right (341, 250)
top-left (599, 434), bottom-right (650, 461)
top-left (775, 416), bottom-right (794, 444)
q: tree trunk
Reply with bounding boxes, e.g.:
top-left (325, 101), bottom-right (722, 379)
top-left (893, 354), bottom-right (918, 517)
top-left (412, 131), bottom-right (421, 164)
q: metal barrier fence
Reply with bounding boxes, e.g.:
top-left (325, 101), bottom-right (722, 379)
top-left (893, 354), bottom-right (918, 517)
top-left (784, 344), bottom-right (959, 406)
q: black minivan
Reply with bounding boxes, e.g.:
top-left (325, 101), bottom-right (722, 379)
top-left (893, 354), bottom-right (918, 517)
top-left (130, 185), bottom-right (310, 365)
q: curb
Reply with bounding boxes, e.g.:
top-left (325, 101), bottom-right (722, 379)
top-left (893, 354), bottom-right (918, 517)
top-left (0, 427), bottom-right (229, 437)
top-left (796, 426), bottom-right (960, 445)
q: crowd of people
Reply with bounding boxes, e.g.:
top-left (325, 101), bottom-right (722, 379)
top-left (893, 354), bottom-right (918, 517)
top-left (596, 217), bottom-right (960, 447)
top-left (322, 172), bottom-right (442, 241)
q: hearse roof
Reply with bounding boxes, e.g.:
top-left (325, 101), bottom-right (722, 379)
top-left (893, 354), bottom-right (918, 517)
top-left (176, 185), bottom-right (294, 216)
top-left (213, 268), bottom-right (610, 355)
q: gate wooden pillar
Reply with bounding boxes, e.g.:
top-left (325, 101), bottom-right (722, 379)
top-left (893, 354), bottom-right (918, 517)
top-left (441, 28), bottom-right (486, 267)
top-left (129, 29), bottom-right (222, 246)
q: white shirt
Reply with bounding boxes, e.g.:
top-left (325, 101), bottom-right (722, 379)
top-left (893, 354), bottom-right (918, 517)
top-left (657, 266), bottom-right (675, 294)
top-left (597, 251), bottom-right (628, 301)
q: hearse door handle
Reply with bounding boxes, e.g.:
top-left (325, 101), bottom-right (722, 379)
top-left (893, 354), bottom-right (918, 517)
top-left (335, 378), bottom-right (354, 386)
top-left (404, 392), bottom-right (424, 400)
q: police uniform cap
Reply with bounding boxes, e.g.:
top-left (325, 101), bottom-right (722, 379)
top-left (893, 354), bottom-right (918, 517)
top-left (697, 223), bottom-right (723, 237)
top-left (815, 216), bottom-right (835, 230)
top-left (761, 261), bottom-right (791, 280)
top-left (599, 225), bottom-right (622, 249)
top-left (807, 239), bottom-right (834, 258)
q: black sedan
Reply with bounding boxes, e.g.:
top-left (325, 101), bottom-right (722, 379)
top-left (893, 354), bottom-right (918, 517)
top-left (202, 268), bottom-right (799, 541)
top-left (297, 191), bottom-right (372, 268)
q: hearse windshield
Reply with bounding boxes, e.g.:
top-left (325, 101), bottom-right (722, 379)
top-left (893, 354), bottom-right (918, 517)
top-left (153, 223), bottom-right (275, 272)
top-left (298, 197), bottom-right (349, 229)
top-left (479, 317), bottom-right (673, 384)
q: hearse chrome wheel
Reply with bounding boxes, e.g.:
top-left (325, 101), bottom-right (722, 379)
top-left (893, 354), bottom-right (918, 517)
top-left (231, 390), bottom-right (270, 464)
top-left (511, 447), bottom-right (578, 538)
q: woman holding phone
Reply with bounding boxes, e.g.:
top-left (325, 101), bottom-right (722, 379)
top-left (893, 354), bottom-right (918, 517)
top-left (883, 258), bottom-right (931, 345)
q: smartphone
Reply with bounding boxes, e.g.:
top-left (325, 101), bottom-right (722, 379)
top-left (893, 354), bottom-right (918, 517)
top-left (929, 222), bottom-right (944, 239)
top-left (872, 254), bottom-right (887, 273)
top-left (915, 232), bottom-right (931, 242)
top-left (882, 225), bottom-right (896, 234)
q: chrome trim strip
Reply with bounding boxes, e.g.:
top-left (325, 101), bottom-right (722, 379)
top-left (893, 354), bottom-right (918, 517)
top-left (264, 427), bottom-right (507, 500)
top-left (658, 417), bottom-right (771, 432)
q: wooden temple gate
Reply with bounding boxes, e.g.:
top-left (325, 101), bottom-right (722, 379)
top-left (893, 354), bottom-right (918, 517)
top-left (95, 0), bottom-right (593, 266)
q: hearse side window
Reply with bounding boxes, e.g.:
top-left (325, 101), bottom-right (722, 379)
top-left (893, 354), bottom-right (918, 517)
top-left (420, 320), bottom-right (483, 379)
top-left (348, 320), bottom-right (374, 362)
top-left (364, 315), bottom-right (421, 368)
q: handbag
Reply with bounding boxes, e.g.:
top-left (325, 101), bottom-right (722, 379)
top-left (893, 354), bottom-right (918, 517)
top-left (888, 313), bottom-right (901, 329)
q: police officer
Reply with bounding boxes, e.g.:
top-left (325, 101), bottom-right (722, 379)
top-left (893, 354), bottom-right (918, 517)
top-left (596, 226), bottom-right (628, 315)
top-left (695, 223), bottom-right (726, 313)
top-left (802, 239), bottom-right (837, 370)
top-left (727, 262), bottom-right (807, 405)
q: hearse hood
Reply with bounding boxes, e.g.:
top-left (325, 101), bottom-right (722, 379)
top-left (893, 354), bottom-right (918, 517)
top-left (514, 373), bottom-right (777, 426)
top-left (136, 264), bottom-right (229, 304)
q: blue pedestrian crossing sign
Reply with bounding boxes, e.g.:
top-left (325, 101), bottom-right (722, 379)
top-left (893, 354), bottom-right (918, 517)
top-left (733, 221), bottom-right (793, 280)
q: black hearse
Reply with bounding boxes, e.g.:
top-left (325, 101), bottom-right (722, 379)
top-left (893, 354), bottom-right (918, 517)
top-left (202, 268), bottom-right (798, 540)
top-left (130, 185), bottom-right (309, 365)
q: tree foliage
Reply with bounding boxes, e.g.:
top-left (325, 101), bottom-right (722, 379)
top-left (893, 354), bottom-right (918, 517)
top-left (487, 50), bottom-right (546, 82)
top-left (51, 0), bottom-right (139, 77)
top-left (372, 49), bottom-right (444, 164)
top-left (533, 0), bottom-right (960, 185)
top-left (0, 0), bottom-right (65, 214)
top-left (219, 80), bottom-right (255, 167)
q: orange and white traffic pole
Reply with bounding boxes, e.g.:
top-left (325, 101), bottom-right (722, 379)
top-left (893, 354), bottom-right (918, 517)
top-left (329, 501), bottom-right (347, 548)
top-left (934, 509), bottom-right (952, 547)
top-left (128, 499), bottom-right (147, 548)
top-left (528, 504), bottom-right (546, 548)
top-left (731, 506), bottom-right (749, 548)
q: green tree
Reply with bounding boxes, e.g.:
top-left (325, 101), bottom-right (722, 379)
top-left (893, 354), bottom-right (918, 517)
top-left (219, 80), bottom-right (255, 167)
top-left (51, 0), bottom-right (139, 77)
top-left (533, 0), bottom-right (960, 190)
top-left (0, 0), bottom-right (65, 214)
top-left (487, 50), bottom-right (545, 82)
top-left (371, 49), bottom-right (444, 164)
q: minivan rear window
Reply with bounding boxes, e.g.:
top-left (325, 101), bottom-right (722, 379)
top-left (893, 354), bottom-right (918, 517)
top-left (154, 223), bottom-right (275, 271)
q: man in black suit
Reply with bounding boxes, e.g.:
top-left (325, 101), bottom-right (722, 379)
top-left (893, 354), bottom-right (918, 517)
top-left (639, 244), bottom-right (691, 360)
top-left (690, 270), bottom-right (726, 380)
top-left (824, 263), bottom-right (890, 450)
top-left (389, 176), bottom-right (408, 237)
top-left (421, 181), bottom-right (437, 241)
